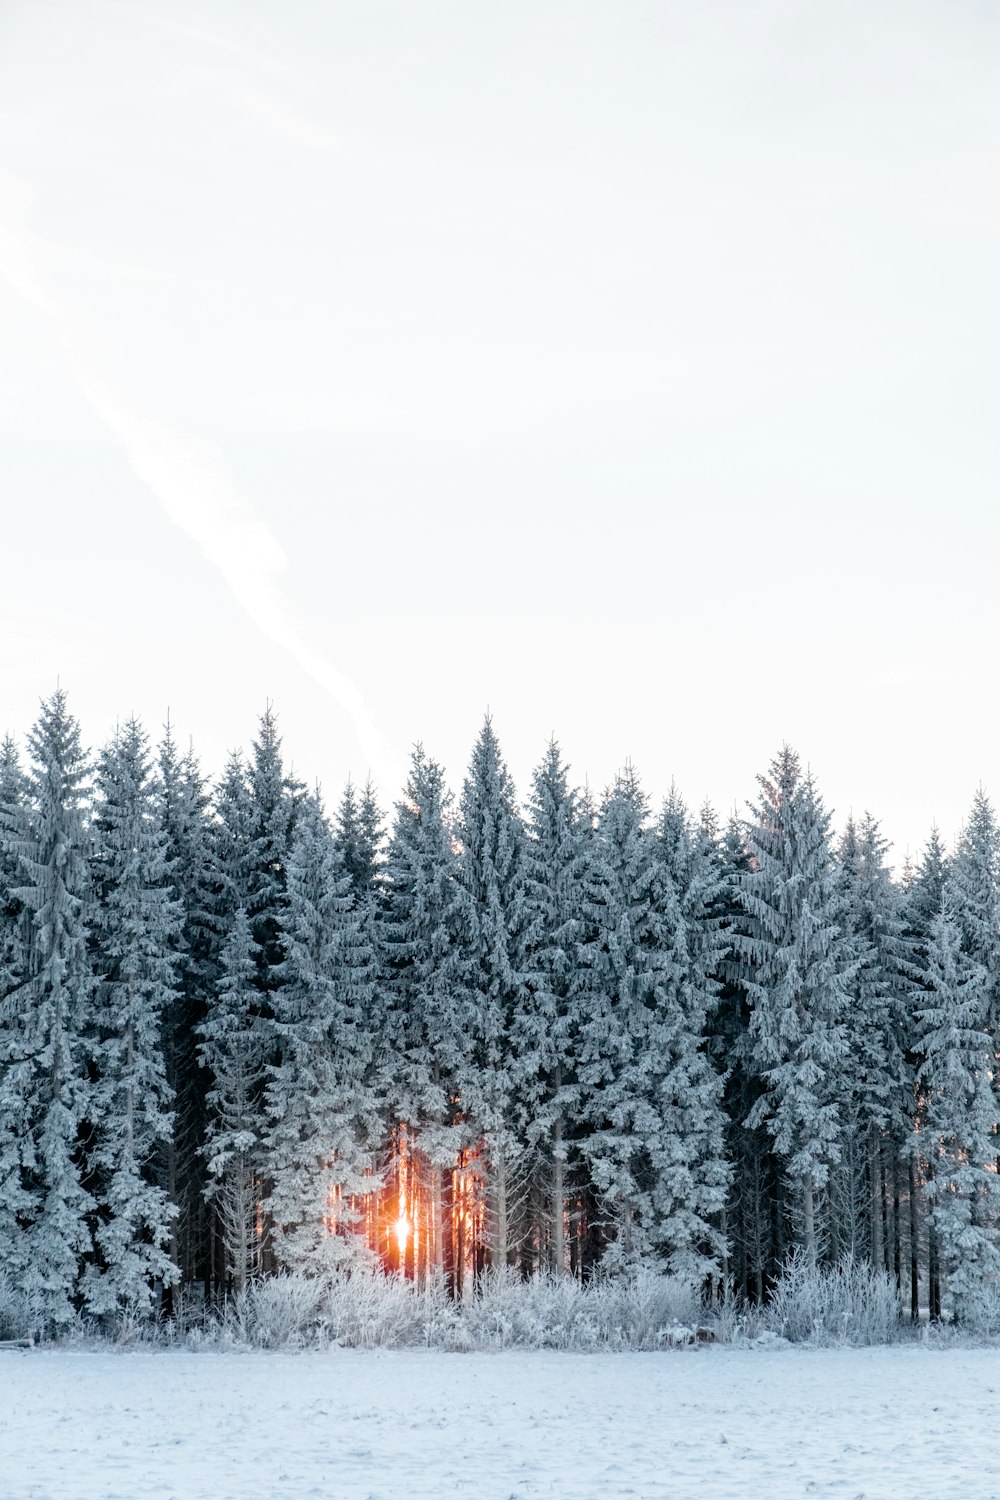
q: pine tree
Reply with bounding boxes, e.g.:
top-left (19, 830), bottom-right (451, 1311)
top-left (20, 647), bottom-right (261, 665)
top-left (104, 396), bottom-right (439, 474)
top-left (0, 691), bottom-right (95, 1326)
top-left (381, 747), bottom-right (466, 1281)
top-left (455, 718), bottom-right (535, 1267)
top-left (735, 747), bottom-right (853, 1265)
top-left (917, 887), bottom-right (1000, 1314)
top-left (84, 719), bottom-right (179, 1317)
top-left (265, 796), bottom-right (380, 1271)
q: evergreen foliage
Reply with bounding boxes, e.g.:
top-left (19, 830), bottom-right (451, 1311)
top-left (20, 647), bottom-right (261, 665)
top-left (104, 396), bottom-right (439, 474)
top-left (523, 739), bottom-right (588, 1274)
top-left (381, 748), bottom-right (465, 1275)
top-left (199, 908), bottom-right (265, 1291)
top-left (578, 769), bottom-right (727, 1276)
top-left (454, 718), bottom-right (536, 1266)
top-left (265, 797), bottom-right (379, 1271)
top-left (917, 889), bottom-right (1000, 1312)
top-left (157, 724), bottom-right (216, 1295)
top-left (0, 691), bottom-right (95, 1326)
top-left (85, 719), bottom-right (179, 1316)
top-left (735, 747), bottom-right (854, 1264)
top-left (0, 692), bottom-right (997, 1323)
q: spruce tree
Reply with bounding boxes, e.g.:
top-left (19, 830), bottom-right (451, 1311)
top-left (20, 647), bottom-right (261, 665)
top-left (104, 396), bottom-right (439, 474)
top-left (836, 814), bottom-right (912, 1266)
top-left (332, 776), bottom-right (386, 1125)
top-left (264, 797), bottom-right (380, 1271)
top-left (157, 724), bottom-right (216, 1291)
top-left (579, 769), bottom-right (727, 1276)
top-left (917, 887), bottom-right (1000, 1314)
top-left (654, 791), bottom-right (731, 1281)
top-left (710, 813), bottom-right (780, 1299)
top-left (0, 736), bottom-right (31, 1293)
top-left (202, 709), bottom-right (302, 1283)
top-left (84, 719), bottom-right (179, 1317)
top-left (901, 826), bottom-right (951, 1319)
top-left (949, 791), bottom-right (1000, 1045)
top-left (0, 737), bottom-right (26, 995)
top-left (0, 691), bottom-right (95, 1326)
top-left (334, 778), bottom-right (385, 899)
top-left (244, 706), bottom-right (302, 991)
top-left (199, 908), bottom-right (263, 1291)
top-left (455, 718), bottom-right (535, 1267)
top-left (735, 747), bottom-right (853, 1265)
top-left (523, 739), bottom-right (590, 1275)
top-left (381, 747), bottom-right (466, 1281)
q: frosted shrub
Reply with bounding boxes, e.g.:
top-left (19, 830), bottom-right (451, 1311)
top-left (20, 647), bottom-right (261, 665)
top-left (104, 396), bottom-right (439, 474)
top-left (205, 1267), bottom-right (705, 1351)
top-left (0, 1270), bottom-right (32, 1341)
top-left (320, 1269), bottom-right (457, 1348)
top-left (951, 1280), bottom-right (1000, 1335)
top-left (765, 1253), bottom-right (902, 1345)
top-left (222, 1274), bottom-right (326, 1349)
top-left (703, 1286), bottom-right (766, 1346)
top-left (598, 1269), bottom-right (701, 1348)
top-left (460, 1270), bottom-right (589, 1350)
top-left (456, 1268), bottom-right (703, 1351)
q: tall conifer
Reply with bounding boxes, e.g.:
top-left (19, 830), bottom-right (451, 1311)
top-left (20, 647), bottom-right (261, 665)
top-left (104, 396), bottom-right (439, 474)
top-left (85, 719), bottom-right (179, 1316)
top-left (735, 748), bottom-right (853, 1265)
top-left (1, 692), bottom-right (95, 1325)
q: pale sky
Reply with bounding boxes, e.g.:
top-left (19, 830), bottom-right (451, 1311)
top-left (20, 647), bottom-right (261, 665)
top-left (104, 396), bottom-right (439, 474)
top-left (1, 0), bottom-right (998, 859)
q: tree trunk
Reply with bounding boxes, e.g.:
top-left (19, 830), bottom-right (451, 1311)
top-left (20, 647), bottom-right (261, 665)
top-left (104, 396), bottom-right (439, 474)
top-left (491, 1151), bottom-right (509, 1268)
top-left (720, 1203), bottom-right (730, 1290)
top-left (430, 1165), bottom-right (443, 1280)
top-left (455, 1161), bottom-right (466, 1301)
top-left (908, 1157), bottom-right (920, 1322)
top-left (552, 1115), bottom-right (566, 1275)
top-left (802, 1181), bottom-right (816, 1268)
top-left (891, 1151), bottom-right (901, 1289)
top-left (870, 1140), bottom-right (884, 1269)
top-left (443, 1162), bottom-right (456, 1299)
top-left (928, 1216), bottom-right (941, 1322)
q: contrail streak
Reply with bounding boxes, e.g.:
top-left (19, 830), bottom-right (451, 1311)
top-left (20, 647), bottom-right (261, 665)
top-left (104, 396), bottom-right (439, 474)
top-left (0, 182), bottom-right (394, 793)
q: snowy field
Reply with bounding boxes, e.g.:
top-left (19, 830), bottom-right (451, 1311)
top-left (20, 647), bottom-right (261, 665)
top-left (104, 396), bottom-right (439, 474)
top-left (3, 1345), bottom-right (1000, 1500)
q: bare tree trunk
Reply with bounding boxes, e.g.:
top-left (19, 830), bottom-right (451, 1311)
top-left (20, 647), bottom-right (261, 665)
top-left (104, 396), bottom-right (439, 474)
top-left (890, 1151), bottom-right (901, 1287)
top-left (494, 1166), bottom-right (509, 1268)
top-left (443, 1163), bottom-right (456, 1298)
top-left (928, 1208), bottom-right (941, 1322)
top-left (552, 1115), bottom-right (566, 1275)
top-left (802, 1181), bottom-right (816, 1268)
top-left (870, 1140), bottom-right (884, 1269)
top-left (430, 1165), bottom-right (443, 1279)
top-left (908, 1157), bottom-right (920, 1322)
top-left (720, 1203), bottom-right (730, 1290)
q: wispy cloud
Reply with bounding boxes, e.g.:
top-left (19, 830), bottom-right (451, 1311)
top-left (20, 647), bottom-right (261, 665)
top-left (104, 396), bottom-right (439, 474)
top-left (0, 173), bottom-right (393, 792)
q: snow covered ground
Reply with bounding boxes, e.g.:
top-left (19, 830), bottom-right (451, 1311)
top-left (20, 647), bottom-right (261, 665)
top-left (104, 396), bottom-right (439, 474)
top-left (2, 1344), bottom-right (1000, 1499)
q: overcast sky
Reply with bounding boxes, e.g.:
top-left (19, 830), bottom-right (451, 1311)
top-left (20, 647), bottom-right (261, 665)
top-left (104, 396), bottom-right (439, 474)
top-left (1, 0), bottom-right (998, 858)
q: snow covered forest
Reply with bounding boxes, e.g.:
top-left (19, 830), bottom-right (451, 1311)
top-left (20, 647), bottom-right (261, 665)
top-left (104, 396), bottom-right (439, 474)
top-left (1, 687), bottom-right (998, 1337)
